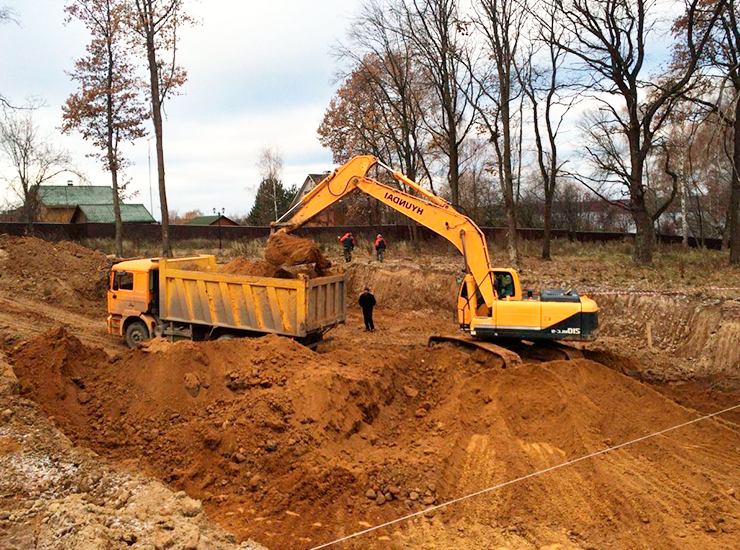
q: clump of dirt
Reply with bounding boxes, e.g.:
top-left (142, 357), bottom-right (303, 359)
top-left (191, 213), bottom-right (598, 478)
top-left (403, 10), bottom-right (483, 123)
top-left (219, 258), bottom-right (294, 279)
top-left (0, 235), bottom-right (111, 315)
top-left (265, 231), bottom-right (331, 270)
top-left (10, 326), bottom-right (740, 550)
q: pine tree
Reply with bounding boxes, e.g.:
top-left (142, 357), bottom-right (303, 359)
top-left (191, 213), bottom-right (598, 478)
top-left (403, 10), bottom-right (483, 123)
top-left (246, 178), bottom-right (297, 226)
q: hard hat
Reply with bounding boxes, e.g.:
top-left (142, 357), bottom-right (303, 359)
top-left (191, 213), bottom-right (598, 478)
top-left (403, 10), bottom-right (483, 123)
top-left (377, 234), bottom-right (382, 238)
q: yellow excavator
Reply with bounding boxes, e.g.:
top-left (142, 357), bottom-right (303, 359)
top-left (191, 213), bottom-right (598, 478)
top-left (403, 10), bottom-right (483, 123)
top-left (273, 155), bottom-right (598, 366)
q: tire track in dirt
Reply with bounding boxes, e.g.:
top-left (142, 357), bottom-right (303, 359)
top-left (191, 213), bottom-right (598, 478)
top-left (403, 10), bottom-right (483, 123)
top-left (0, 291), bottom-right (121, 352)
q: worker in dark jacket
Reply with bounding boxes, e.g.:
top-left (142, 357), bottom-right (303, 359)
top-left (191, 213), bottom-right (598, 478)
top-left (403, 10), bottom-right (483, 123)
top-left (375, 234), bottom-right (386, 262)
top-left (358, 286), bottom-right (376, 331)
top-left (339, 232), bottom-right (355, 262)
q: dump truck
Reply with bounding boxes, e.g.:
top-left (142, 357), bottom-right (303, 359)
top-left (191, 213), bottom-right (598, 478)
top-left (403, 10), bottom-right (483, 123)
top-left (107, 255), bottom-right (346, 348)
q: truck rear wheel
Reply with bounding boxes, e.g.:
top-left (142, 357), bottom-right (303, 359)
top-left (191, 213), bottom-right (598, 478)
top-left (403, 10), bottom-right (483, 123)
top-left (125, 320), bottom-right (150, 348)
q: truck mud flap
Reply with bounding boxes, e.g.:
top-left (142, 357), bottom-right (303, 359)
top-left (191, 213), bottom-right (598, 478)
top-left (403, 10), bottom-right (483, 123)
top-left (428, 335), bottom-right (523, 369)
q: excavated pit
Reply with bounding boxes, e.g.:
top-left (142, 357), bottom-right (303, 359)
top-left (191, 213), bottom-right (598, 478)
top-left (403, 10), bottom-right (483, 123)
top-left (4, 239), bottom-right (740, 549)
top-left (8, 320), bottom-right (740, 550)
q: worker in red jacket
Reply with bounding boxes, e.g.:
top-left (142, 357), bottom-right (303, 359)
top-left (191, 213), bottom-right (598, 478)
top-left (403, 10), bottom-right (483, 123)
top-left (375, 234), bottom-right (386, 262)
top-left (339, 232), bottom-right (355, 262)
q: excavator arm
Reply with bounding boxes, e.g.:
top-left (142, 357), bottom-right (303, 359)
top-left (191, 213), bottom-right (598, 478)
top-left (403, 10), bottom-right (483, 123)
top-left (273, 155), bottom-right (498, 307)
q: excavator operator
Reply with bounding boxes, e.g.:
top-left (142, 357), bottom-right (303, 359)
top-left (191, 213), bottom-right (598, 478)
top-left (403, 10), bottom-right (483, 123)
top-left (495, 272), bottom-right (515, 299)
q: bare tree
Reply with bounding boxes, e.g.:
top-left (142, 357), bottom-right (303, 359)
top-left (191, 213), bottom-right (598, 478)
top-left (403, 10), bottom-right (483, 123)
top-left (467, 0), bottom-right (529, 264)
top-left (517, 0), bottom-right (574, 260)
top-left (257, 145), bottom-right (284, 220)
top-left (340, 0), bottom-right (432, 185)
top-left (394, 0), bottom-right (479, 206)
top-left (128, 0), bottom-right (192, 257)
top-left (63, 0), bottom-right (148, 258)
top-left (0, 105), bottom-right (75, 233)
top-left (0, 6), bottom-right (19, 110)
top-left (550, 0), bottom-right (724, 265)
top-left (680, 0), bottom-right (740, 262)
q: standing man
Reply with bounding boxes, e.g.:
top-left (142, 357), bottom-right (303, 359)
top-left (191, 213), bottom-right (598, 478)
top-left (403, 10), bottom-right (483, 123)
top-left (359, 286), bottom-right (376, 331)
top-left (339, 231), bottom-right (355, 262)
top-left (375, 233), bottom-right (386, 262)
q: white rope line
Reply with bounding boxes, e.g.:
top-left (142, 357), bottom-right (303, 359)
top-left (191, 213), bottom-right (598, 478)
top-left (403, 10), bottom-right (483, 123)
top-left (307, 402), bottom-right (740, 550)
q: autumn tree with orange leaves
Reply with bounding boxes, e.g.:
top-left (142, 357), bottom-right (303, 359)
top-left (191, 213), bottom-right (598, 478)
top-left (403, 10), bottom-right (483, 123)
top-left (62, 0), bottom-right (148, 258)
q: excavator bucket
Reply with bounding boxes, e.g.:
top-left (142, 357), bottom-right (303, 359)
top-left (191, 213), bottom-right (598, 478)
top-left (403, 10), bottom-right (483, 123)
top-left (428, 335), bottom-right (523, 369)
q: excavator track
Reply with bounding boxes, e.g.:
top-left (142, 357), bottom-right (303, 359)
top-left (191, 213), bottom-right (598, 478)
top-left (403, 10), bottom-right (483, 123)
top-left (428, 335), bottom-right (523, 369)
top-left (428, 336), bottom-right (584, 368)
top-left (517, 340), bottom-right (584, 362)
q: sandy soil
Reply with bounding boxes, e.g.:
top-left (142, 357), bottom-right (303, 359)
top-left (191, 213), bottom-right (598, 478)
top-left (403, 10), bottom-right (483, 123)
top-left (2, 235), bottom-right (740, 550)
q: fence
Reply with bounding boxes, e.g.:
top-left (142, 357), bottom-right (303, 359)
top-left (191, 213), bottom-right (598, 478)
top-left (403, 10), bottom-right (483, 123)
top-left (0, 221), bottom-right (723, 250)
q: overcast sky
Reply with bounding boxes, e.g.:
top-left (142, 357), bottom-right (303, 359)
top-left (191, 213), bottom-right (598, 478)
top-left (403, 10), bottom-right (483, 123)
top-left (0, 0), bottom-right (682, 221)
top-left (0, 0), bottom-right (362, 219)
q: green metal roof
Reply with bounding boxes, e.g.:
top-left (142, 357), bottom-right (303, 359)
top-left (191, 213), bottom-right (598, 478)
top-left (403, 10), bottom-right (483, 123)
top-left (76, 203), bottom-right (155, 223)
top-left (185, 215), bottom-right (222, 225)
top-left (38, 185), bottom-right (116, 206)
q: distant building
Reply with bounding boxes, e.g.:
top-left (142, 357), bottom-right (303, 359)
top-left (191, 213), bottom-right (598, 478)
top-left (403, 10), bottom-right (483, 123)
top-left (36, 184), bottom-right (155, 223)
top-left (70, 204), bottom-right (155, 224)
top-left (185, 215), bottom-right (239, 227)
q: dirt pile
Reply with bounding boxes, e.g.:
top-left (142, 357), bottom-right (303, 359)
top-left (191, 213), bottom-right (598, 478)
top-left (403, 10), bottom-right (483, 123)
top-left (10, 326), bottom-right (108, 419)
top-left (0, 348), bottom-right (264, 550)
top-left (9, 326), bottom-right (740, 550)
top-left (219, 258), bottom-right (294, 279)
top-left (265, 232), bottom-right (331, 270)
top-left (0, 235), bottom-right (111, 315)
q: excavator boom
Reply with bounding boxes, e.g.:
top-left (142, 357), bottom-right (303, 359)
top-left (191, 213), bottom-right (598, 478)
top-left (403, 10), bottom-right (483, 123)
top-left (274, 155), bottom-right (498, 307)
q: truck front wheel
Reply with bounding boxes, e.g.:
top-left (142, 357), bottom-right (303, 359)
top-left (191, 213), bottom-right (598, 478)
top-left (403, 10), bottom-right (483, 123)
top-left (125, 320), bottom-right (150, 348)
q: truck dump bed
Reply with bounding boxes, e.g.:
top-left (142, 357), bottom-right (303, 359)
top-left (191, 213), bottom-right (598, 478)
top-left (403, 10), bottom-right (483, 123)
top-left (159, 256), bottom-right (345, 338)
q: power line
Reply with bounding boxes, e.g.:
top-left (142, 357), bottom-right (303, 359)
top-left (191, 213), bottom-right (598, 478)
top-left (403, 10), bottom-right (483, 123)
top-left (308, 403), bottom-right (740, 550)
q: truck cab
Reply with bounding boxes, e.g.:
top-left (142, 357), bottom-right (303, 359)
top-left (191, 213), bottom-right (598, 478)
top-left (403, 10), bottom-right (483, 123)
top-left (107, 258), bottom-right (159, 347)
top-left (457, 270), bottom-right (599, 342)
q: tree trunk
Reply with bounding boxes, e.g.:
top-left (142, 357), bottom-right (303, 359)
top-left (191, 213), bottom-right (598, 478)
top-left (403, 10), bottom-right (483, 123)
top-left (106, 23), bottom-right (123, 259)
top-left (680, 175), bottom-right (689, 248)
top-left (449, 134), bottom-right (460, 206)
top-left (111, 166), bottom-right (123, 257)
top-left (24, 186), bottom-right (34, 235)
top-left (146, 31), bottom-right (171, 257)
top-left (500, 79), bottom-right (519, 265)
top-left (542, 190), bottom-right (553, 260)
top-left (633, 204), bottom-right (655, 265)
top-left (729, 88), bottom-right (740, 264)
